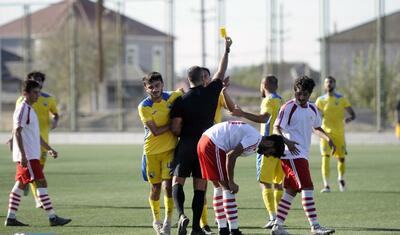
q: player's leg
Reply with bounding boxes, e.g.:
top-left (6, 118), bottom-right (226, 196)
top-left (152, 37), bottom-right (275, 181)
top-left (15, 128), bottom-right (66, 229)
top-left (271, 159), bottom-right (298, 235)
top-left (172, 175), bottom-right (188, 235)
top-left (29, 159), bottom-right (71, 226)
top-left (29, 151), bottom-right (47, 206)
top-left (273, 159), bottom-right (284, 221)
top-left (219, 180), bottom-right (241, 235)
top-left (257, 154), bottom-right (277, 228)
top-left (294, 159), bottom-right (334, 235)
top-left (160, 150), bottom-right (174, 235)
top-left (5, 176), bottom-right (29, 226)
top-left (191, 171), bottom-right (207, 233)
top-left (333, 134), bottom-right (347, 192)
top-left (320, 139), bottom-right (331, 192)
top-left (146, 153), bottom-right (163, 234)
top-left (212, 181), bottom-right (228, 234)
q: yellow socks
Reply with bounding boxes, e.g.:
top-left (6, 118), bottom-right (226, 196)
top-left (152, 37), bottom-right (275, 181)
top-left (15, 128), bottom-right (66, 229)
top-left (200, 201), bottom-right (208, 227)
top-left (321, 155), bottom-right (331, 187)
top-left (274, 189), bottom-right (283, 212)
top-left (164, 195), bottom-right (174, 222)
top-left (149, 198), bottom-right (161, 222)
top-left (262, 188), bottom-right (275, 219)
top-left (337, 160), bottom-right (345, 180)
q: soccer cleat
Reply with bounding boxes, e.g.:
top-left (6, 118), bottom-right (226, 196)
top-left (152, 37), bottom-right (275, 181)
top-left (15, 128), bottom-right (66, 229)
top-left (49, 215), bottom-right (72, 226)
top-left (338, 180), bottom-right (346, 192)
top-left (271, 224), bottom-right (290, 235)
top-left (178, 214), bottom-right (190, 235)
top-left (190, 229), bottom-right (207, 235)
top-left (320, 186), bottom-right (331, 193)
top-left (218, 227), bottom-right (230, 235)
top-left (152, 220), bottom-right (163, 235)
top-left (202, 224), bottom-right (213, 235)
top-left (4, 218), bottom-right (29, 226)
top-left (311, 224), bottom-right (335, 235)
top-left (263, 219), bottom-right (275, 229)
top-left (160, 221), bottom-right (171, 235)
top-left (230, 228), bottom-right (244, 235)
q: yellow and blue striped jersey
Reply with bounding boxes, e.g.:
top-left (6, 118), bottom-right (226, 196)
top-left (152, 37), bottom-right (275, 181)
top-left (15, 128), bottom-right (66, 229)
top-left (138, 90), bottom-right (182, 155)
top-left (260, 93), bottom-right (282, 136)
top-left (16, 92), bottom-right (58, 144)
top-left (213, 92), bottom-right (226, 124)
top-left (315, 93), bottom-right (351, 135)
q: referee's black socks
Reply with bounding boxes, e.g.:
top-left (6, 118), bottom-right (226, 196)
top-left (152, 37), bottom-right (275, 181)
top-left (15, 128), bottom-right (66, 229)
top-left (192, 190), bottom-right (206, 231)
top-left (172, 184), bottom-right (185, 217)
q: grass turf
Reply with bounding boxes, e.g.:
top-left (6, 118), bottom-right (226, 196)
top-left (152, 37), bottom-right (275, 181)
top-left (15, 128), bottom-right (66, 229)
top-left (0, 144), bottom-right (399, 235)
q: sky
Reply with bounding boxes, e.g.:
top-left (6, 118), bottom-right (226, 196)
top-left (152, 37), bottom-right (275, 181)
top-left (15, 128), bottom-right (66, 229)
top-left (1, 0), bottom-right (400, 76)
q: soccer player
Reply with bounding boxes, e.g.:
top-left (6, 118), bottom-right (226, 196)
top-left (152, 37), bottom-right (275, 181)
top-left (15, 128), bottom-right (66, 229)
top-left (231, 75), bottom-right (284, 229)
top-left (315, 76), bottom-right (356, 193)
top-left (170, 37), bottom-right (232, 235)
top-left (199, 67), bottom-right (235, 234)
top-left (5, 80), bottom-right (71, 227)
top-left (271, 76), bottom-right (335, 235)
top-left (10, 72), bottom-right (59, 207)
top-left (138, 72), bottom-right (182, 235)
top-left (197, 121), bottom-right (285, 235)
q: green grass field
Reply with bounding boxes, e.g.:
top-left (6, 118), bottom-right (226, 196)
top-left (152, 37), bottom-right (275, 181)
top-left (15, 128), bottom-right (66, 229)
top-left (1, 144), bottom-right (399, 235)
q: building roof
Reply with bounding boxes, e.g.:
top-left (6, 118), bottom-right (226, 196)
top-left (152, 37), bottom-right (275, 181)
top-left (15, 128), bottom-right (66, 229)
top-left (327, 10), bottom-right (400, 43)
top-left (0, 0), bottom-right (169, 38)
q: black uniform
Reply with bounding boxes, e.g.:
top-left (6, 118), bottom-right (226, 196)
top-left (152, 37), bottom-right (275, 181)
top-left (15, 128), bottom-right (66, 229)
top-left (170, 79), bottom-right (223, 178)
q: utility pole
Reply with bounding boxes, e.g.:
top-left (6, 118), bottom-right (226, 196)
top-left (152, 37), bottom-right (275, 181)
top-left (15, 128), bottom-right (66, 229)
top-left (96, 0), bottom-right (104, 111)
top-left (269, 0), bottom-right (278, 75)
top-left (216, 0), bottom-right (226, 60)
top-left (200, 0), bottom-right (206, 67)
top-left (23, 4), bottom-right (32, 75)
top-left (320, 0), bottom-right (330, 90)
top-left (116, 1), bottom-right (124, 131)
top-left (166, 0), bottom-right (175, 90)
top-left (279, 2), bottom-right (284, 64)
top-left (69, 1), bottom-right (78, 131)
top-left (376, 0), bottom-right (385, 131)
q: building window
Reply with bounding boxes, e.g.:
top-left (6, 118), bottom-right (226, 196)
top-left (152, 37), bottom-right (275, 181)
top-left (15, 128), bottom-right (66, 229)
top-left (152, 46), bottom-right (164, 72)
top-left (125, 44), bottom-right (138, 66)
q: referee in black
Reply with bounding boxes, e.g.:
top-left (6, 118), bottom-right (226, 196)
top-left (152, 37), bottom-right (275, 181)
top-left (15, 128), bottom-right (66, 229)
top-left (170, 37), bottom-right (233, 235)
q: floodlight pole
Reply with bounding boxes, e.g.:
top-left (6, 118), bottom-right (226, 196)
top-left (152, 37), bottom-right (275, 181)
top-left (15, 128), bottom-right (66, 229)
top-left (320, 0), bottom-right (330, 91)
top-left (69, 1), bottom-right (77, 131)
top-left (200, 0), bottom-right (206, 67)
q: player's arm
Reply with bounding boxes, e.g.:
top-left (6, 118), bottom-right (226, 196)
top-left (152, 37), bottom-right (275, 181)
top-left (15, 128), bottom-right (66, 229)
top-left (170, 118), bottom-right (182, 136)
top-left (14, 127), bottom-right (27, 167)
top-left (40, 137), bottom-right (58, 159)
top-left (313, 127), bottom-right (336, 154)
top-left (273, 125), bottom-right (299, 155)
top-left (222, 87), bottom-right (236, 112)
top-left (345, 106), bottom-right (356, 123)
top-left (49, 97), bottom-right (59, 129)
top-left (211, 37), bottom-right (232, 82)
top-left (226, 143), bottom-right (244, 194)
top-left (145, 120), bottom-right (170, 136)
top-left (231, 107), bottom-right (270, 123)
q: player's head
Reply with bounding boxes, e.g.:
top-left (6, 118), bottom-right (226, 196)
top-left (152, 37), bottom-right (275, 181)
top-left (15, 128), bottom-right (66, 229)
top-left (201, 67), bottom-right (211, 86)
top-left (261, 75), bottom-right (278, 97)
top-left (294, 75), bottom-right (315, 107)
top-left (187, 66), bottom-right (204, 87)
top-left (143, 72), bottom-right (164, 101)
top-left (257, 134), bottom-right (285, 158)
top-left (324, 76), bottom-right (336, 93)
top-left (26, 71), bottom-right (45, 89)
top-left (23, 80), bottom-right (41, 104)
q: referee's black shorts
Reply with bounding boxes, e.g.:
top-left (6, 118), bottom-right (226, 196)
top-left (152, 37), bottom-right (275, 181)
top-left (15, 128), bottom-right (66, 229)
top-left (172, 137), bottom-right (203, 178)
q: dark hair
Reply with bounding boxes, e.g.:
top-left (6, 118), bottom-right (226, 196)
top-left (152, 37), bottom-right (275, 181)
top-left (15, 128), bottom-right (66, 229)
top-left (23, 80), bottom-right (41, 93)
top-left (265, 74), bottom-right (278, 86)
top-left (201, 67), bottom-right (211, 76)
top-left (257, 134), bottom-right (285, 158)
top-left (27, 71), bottom-right (46, 82)
top-left (143, 72), bottom-right (163, 84)
top-left (187, 66), bottom-right (203, 84)
top-left (325, 75), bottom-right (336, 83)
top-left (294, 75), bottom-right (315, 93)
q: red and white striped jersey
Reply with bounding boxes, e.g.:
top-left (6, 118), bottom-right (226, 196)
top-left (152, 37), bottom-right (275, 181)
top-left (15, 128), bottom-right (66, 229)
top-left (203, 121), bottom-right (262, 156)
top-left (12, 100), bottom-right (40, 162)
top-left (274, 99), bottom-right (321, 160)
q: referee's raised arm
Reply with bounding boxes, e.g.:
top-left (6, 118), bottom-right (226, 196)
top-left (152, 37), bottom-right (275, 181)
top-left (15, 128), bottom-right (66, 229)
top-left (212, 37), bottom-right (233, 82)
